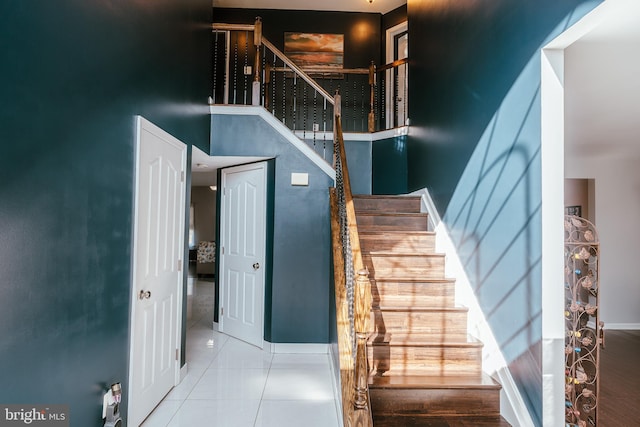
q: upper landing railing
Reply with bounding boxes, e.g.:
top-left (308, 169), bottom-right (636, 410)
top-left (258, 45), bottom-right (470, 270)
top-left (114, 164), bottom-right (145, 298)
top-left (211, 18), bottom-right (408, 161)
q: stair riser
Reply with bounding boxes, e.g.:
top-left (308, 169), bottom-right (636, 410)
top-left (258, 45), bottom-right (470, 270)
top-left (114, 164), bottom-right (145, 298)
top-left (369, 388), bottom-right (501, 417)
top-left (372, 281), bottom-right (455, 307)
top-left (370, 311), bottom-right (468, 340)
top-left (364, 255), bottom-right (445, 279)
top-left (357, 214), bottom-right (428, 232)
top-left (368, 346), bottom-right (482, 376)
top-left (360, 233), bottom-right (436, 253)
top-left (353, 197), bottom-right (421, 213)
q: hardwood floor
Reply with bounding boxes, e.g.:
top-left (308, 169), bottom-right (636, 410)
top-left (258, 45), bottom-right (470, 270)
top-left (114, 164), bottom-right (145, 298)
top-left (599, 329), bottom-right (640, 426)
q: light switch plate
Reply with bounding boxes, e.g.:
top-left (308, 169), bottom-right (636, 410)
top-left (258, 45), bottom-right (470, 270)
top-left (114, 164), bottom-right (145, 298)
top-left (291, 173), bottom-right (309, 186)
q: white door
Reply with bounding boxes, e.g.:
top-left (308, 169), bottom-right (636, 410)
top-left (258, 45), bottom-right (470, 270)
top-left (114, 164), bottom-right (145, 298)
top-left (219, 162), bottom-right (267, 348)
top-left (128, 117), bottom-right (186, 427)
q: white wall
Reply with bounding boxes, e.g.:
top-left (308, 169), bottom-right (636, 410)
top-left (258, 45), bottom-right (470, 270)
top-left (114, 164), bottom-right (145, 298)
top-left (191, 186), bottom-right (217, 245)
top-left (565, 36), bottom-right (640, 329)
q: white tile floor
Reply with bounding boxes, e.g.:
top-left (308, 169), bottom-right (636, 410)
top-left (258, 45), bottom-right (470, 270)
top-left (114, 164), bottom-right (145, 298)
top-left (141, 279), bottom-right (341, 427)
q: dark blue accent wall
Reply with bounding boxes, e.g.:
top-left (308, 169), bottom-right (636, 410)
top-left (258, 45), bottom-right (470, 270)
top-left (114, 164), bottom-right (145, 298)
top-left (372, 135), bottom-right (407, 194)
top-left (0, 1), bottom-right (211, 425)
top-left (407, 1), bottom-right (600, 424)
top-left (211, 113), bottom-right (334, 343)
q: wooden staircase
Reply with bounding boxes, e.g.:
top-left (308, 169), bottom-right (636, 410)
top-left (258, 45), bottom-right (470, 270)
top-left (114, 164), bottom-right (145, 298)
top-left (354, 195), bottom-right (511, 427)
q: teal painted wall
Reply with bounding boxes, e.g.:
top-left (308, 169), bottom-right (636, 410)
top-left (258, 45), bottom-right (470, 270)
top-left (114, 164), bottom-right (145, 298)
top-left (407, 0), bottom-right (600, 423)
top-left (0, 1), bottom-right (211, 425)
top-left (372, 135), bottom-right (407, 194)
top-left (211, 114), bottom-right (334, 343)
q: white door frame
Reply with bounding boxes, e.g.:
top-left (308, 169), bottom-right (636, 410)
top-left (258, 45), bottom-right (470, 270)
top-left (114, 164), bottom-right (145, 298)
top-left (218, 161), bottom-right (267, 348)
top-left (540, 3), bottom-right (610, 425)
top-left (128, 116), bottom-right (186, 424)
top-left (385, 21), bottom-right (408, 129)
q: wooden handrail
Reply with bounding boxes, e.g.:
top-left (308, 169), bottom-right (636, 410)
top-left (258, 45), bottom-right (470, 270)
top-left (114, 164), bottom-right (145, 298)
top-left (377, 57), bottom-right (409, 72)
top-left (211, 22), bottom-right (255, 32)
top-left (262, 38), bottom-right (335, 106)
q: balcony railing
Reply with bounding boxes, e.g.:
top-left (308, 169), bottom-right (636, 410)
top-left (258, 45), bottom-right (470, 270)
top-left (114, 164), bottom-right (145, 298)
top-left (211, 18), bottom-right (408, 140)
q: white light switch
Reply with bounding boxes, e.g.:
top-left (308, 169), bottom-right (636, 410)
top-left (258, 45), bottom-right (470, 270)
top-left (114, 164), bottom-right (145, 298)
top-left (291, 173), bottom-right (309, 186)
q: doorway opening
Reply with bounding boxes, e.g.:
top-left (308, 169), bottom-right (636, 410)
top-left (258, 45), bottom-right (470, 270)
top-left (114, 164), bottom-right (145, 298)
top-left (186, 147), bottom-right (269, 353)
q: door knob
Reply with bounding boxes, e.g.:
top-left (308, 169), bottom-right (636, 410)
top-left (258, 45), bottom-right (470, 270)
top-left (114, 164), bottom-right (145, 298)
top-left (139, 290), bottom-right (151, 300)
top-left (253, 262), bottom-right (260, 270)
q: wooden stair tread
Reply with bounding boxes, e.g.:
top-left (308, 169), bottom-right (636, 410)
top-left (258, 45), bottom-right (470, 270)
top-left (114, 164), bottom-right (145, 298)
top-left (359, 230), bottom-right (434, 236)
top-left (372, 306), bottom-right (468, 313)
top-left (371, 415), bottom-right (512, 426)
top-left (353, 195), bottom-right (422, 200)
top-left (357, 212), bottom-right (427, 218)
top-left (363, 251), bottom-right (444, 257)
top-left (371, 277), bottom-right (456, 284)
top-left (369, 333), bottom-right (482, 347)
top-left (369, 373), bottom-right (501, 390)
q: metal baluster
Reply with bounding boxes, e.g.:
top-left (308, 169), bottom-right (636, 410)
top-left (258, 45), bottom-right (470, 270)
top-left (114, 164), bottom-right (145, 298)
top-left (243, 30), bottom-right (249, 105)
top-left (361, 83), bottom-right (365, 132)
top-left (380, 70), bottom-right (385, 130)
top-left (353, 80), bottom-right (357, 131)
top-left (213, 30), bottom-right (218, 104)
top-left (344, 83), bottom-right (349, 132)
top-left (322, 87), bottom-right (327, 159)
top-left (282, 63), bottom-right (286, 125)
top-left (272, 52), bottom-right (277, 117)
top-left (292, 74), bottom-right (297, 131)
top-left (394, 66), bottom-right (399, 127)
top-left (261, 44), bottom-right (266, 106)
top-left (223, 31), bottom-right (229, 104)
top-left (233, 33), bottom-right (238, 104)
top-left (313, 89), bottom-right (317, 151)
top-left (374, 70), bottom-right (378, 131)
top-left (303, 83), bottom-right (307, 139)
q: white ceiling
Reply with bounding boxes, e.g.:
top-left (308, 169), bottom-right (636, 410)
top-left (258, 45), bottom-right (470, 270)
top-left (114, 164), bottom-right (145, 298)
top-left (212, 0), bottom-right (406, 14)
top-left (565, 0), bottom-right (640, 159)
top-left (191, 146), bottom-right (268, 186)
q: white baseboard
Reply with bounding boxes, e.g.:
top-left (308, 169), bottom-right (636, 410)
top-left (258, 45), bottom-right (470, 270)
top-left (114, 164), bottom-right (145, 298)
top-left (328, 348), bottom-right (345, 427)
top-left (603, 323), bottom-right (640, 330)
top-left (267, 343), bottom-right (329, 354)
top-left (179, 363), bottom-right (188, 383)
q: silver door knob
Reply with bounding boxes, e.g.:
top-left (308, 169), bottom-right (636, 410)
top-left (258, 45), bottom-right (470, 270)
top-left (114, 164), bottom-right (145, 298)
top-left (252, 262), bottom-right (260, 270)
top-left (139, 290), bottom-right (151, 300)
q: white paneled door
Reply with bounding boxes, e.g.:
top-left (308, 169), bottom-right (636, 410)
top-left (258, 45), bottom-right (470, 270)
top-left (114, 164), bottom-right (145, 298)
top-left (129, 117), bottom-right (186, 426)
top-left (219, 162), bottom-right (267, 349)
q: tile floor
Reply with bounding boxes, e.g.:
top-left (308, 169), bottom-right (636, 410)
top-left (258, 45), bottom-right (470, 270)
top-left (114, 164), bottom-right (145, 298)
top-left (141, 278), bottom-right (341, 427)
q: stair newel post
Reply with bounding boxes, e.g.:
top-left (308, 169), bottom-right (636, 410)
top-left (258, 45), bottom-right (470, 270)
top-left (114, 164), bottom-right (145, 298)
top-left (252, 17), bottom-right (262, 106)
top-left (354, 268), bottom-right (372, 408)
top-left (368, 61), bottom-right (375, 133)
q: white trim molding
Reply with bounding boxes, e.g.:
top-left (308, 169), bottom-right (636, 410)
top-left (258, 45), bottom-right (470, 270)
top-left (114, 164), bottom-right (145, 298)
top-left (604, 323), bottom-right (640, 330)
top-left (265, 342), bottom-right (330, 354)
top-left (329, 348), bottom-right (345, 427)
top-left (412, 187), bottom-right (535, 427)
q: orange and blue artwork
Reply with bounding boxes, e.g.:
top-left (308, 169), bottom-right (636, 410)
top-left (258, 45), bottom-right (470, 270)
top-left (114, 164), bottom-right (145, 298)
top-left (284, 32), bottom-right (344, 69)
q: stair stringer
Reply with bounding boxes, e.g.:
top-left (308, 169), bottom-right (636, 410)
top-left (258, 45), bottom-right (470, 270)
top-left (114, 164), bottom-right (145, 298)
top-left (412, 187), bottom-right (536, 427)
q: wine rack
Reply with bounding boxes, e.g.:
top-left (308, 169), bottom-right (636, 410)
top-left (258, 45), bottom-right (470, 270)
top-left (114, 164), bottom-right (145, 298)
top-left (564, 215), bottom-right (604, 427)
